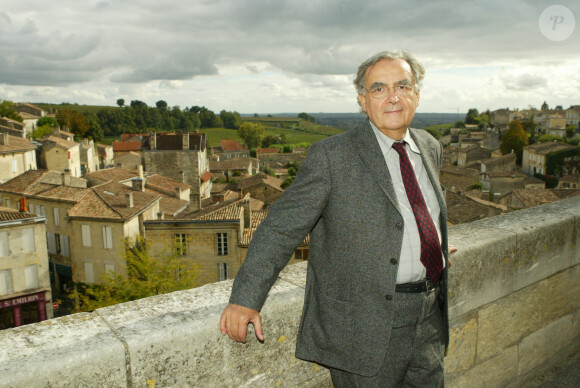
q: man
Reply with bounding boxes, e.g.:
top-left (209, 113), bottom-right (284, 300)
top-left (220, 49), bottom-right (450, 387)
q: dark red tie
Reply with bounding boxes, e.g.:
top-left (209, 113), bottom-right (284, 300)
top-left (392, 141), bottom-right (443, 283)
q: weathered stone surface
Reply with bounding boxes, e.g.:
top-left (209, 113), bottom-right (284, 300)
top-left (518, 314), bottom-right (574, 377)
top-left (477, 269), bottom-right (575, 362)
top-left (0, 312), bottom-right (126, 388)
top-left (446, 313), bottom-right (478, 374)
top-left (447, 222), bottom-right (517, 318)
top-left (447, 345), bottom-right (518, 388)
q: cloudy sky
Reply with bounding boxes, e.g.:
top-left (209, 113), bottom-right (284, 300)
top-left (1, 0), bottom-right (578, 114)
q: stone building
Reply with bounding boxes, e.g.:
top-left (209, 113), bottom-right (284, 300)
top-left (79, 139), bottom-right (99, 174)
top-left (39, 136), bottom-right (82, 177)
top-left (141, 133), bottom-right (211, 211)
top-left (229, 174), bottom-right (284, 206)
top-left (0, 133), bottom-right (38, 184)
top-left (0, 207), bottom-right (52, 329)
top-left (522, 142), bottom-right (576, 176)
top-left (457, 146), bottom-right (491, 167)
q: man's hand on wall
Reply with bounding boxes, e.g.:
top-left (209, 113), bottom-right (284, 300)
top-left (220, 303), bottom-right (264, 343)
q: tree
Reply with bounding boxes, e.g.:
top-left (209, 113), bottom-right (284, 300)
top-left (37, 116), bottom-right (59, 129)
top-left (0, 100), bottom-right (23, 122)
top-left (130, 100), bottom-right (147, 108)
top-left (56, 110), bottom-right (90, 138)
top-left (29, 124), bottom-right (53, 139)
top-left (500, 120), bottom-right (529, 164)
top-left (156, 100), bottom-right (168, 110)
top-left (465, 108), bottom-right (480, 125)
top-left (262, 166), bottom-right (276, 177)
top-left (454, 120), bottom-right (465, 128)
top-left (541, 101), bottom-right (549, 111)
top-left (566, 125), bottom-right (577, 138)
top-left (238, 122), bottom-right (265, 149)
top-left (69, 236), bottom-right (197, 312)
top-left (220, 110), bottom-right (242, 129)
top-left (116, 99), bottom-right (125, 108)
top-left (281, 176), bottom-right (295, 189)
top-left (298, 112), bottom-right (315, 123)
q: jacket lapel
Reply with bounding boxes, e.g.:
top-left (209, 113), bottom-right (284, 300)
top-left (352, 121), bottom-right (401, 215)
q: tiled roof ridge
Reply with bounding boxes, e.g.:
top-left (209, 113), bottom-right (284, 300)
top-left (90, 185), bottom-right (125, 219)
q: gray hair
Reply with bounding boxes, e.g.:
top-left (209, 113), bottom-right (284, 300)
top-left (354, 49), bottom-right (425, 108)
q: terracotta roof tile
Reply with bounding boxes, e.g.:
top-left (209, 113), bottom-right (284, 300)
top-left (112, 140), bottom-right (142, 152)
top-left (0, 207), bottom-right (40, 222)
top-left (0, 136), bottom-right (37, 153)
top-left (85, 167), bottom-right (138, 184)
top-left (235, 174), bottom-right (283, 191)
top-left (220, 140), bottom-right (248, 152)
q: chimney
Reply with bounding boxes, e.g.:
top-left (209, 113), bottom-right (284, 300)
top-left (62, 171), bottom-right (71, 187)
top-left (131, 177), bottom-right (145, 192)
top-left (125, 192), bottom-right (134, 208)
top-left (175, 187), bottom-right (182, 199)
top-left (238, 189), bottom-right (243, 199)
top-left (157, 211), bottom-right (165, 220)
top-left (150, 133), bottom-right (157, 150)
top-left (188, 193), bottom-right (201, 212)
top-left (19, 197), bottom-right (27, 212)
top-left (137, 165), bottom-right (144, 179)
top-left (0, 132), bottom-right (9, 146)
top-left (243, 197), bottom-right (251, 229)
top-left (182, 133), bottom-right (189, 150)
top-left (180, 171), bottom-right (186, 183)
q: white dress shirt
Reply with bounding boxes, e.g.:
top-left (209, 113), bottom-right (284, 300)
top-left (371, 123), bottom-right (444, 284)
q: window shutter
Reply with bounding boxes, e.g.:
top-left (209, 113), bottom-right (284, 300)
top-left (22, 228), bottom-right (35, 253)
top-left (0, 232), bottom-right (8, 257)
top-left (61, 235), bottom-right (70, 257)
top-left (25, 264), bottom-right (39, 289)
top-left (81, 225), bottom-right (91, 247)
top-left (47, 233), bottom-right (56, 254)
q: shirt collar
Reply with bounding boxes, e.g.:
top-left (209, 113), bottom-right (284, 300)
top-left (369, 121), bottom-right (421, 156)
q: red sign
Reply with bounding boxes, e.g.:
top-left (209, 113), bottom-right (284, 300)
top-left (53, 302), bottom-right (59, 309)
top-left (0, 292), bottom-right (45, 309)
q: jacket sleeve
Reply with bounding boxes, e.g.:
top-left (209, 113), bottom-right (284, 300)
top-left (229, 140), bottom-right (331, 311)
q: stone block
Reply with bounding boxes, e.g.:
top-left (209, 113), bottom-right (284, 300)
top-left (476, 269), bottom-right (574, 362)
top-left (518, 314), bottom-right (574, 377)
top-left (446, 313), bottom-right (478, 374)
top-left (447, 345), bottom-right (517, 388)
top-left (0, 312), bottom-right (127, 388)
top-left (447, 223), bottom-right (517, 318)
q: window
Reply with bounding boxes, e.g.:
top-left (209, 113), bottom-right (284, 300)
top-left (81, 225), bottom-right (92, 247)
top-left (102, 226), bottom-right (113, 249)
top-left (174, 233), bottom-right (187, 256)
top-left (38, 205), bottom-right (46, 217)
top-left (85, 262), bottom-right (94, 283)
top-left (0, 231), bottom-right (8, 257)
top-left (12, 159), bottom-right (17, 173)
top-left (105, 263), bottom-right (115, 274)
top-left (5, 199), bottom-right (11, 209)
top-left (25, 264), bottom-right (39, 290)
top-left (28, 203), bottom-right (34, 213)
top-left (217, 263), bottom-right (230, 281)
top-left (0, 269), bottom-right (13, 295)
top-left (47, 233), bottom-right (56, 254)
top-left (22, 228), bottom-right (35, 253)
top-left (53, 208), bottom-right (60, 226)
top-left (217, 233), bottom-right (228, 256)
top-left (60, 235), bottom-right (70, 257)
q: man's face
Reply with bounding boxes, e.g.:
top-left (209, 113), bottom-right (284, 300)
top-left (358, 58), bottom-right (420, 140)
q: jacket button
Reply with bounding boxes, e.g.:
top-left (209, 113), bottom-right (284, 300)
top-left (390, 258), bottom-right (398, 265)
top-left (395, 222), bottom-right (403, 230)
top-left (385, 294), bottom-right (393, 301)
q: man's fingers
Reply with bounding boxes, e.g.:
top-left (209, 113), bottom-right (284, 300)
top-left (251, 314), bottom-right (264, 341)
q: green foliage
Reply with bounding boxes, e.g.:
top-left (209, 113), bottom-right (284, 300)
top-left (156, 100), bottom-right (168, 109)
top-left (37, 116), bottom-right (59, 128)
top-left (454, 120), bottom-right (465, 128)
top-left (69, 236), bottom-right (197, 312)
top-left (116, 99), bottom-right (125, 108)
top-left (537, 134), bottom-right (563, 143)
top-left (281, 176), bottom-right (295, 189)
top-left (298, 112), bottom-right (315, 123)
top-left (521, 120), bottom-right (537, 134)
top-left (469, 182), bottom-right (483, 190)
top-left (425, 127), bottom-right (441, 140)
top-left (262, 166), bottom-right (276, 177)
top-left (0, 100), bottom-right (23, 122)
top-left (238, 122), bottom-right (265, 149)
top-left (545, 147), bottom-right (580, 176)
top-left (29, 124), bottom-right (53, 139)
top-left (465, 108), bottom-right (480, 125)
top-left (566, 125), bottom-right (576, 138)
top-left (220, 110), bottom-right (242, 129)
top-left (500, 120), bottom-right (529, 164)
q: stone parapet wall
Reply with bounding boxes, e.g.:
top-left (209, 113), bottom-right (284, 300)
top-left (1, 197), bottom-right (579, 387)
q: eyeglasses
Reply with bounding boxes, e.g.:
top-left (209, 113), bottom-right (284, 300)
top-left (366, 83), bottom-right (415, 99)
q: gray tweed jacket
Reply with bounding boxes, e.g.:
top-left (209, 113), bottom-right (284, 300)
top-left (229, 120), bottom-right (449, 376)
